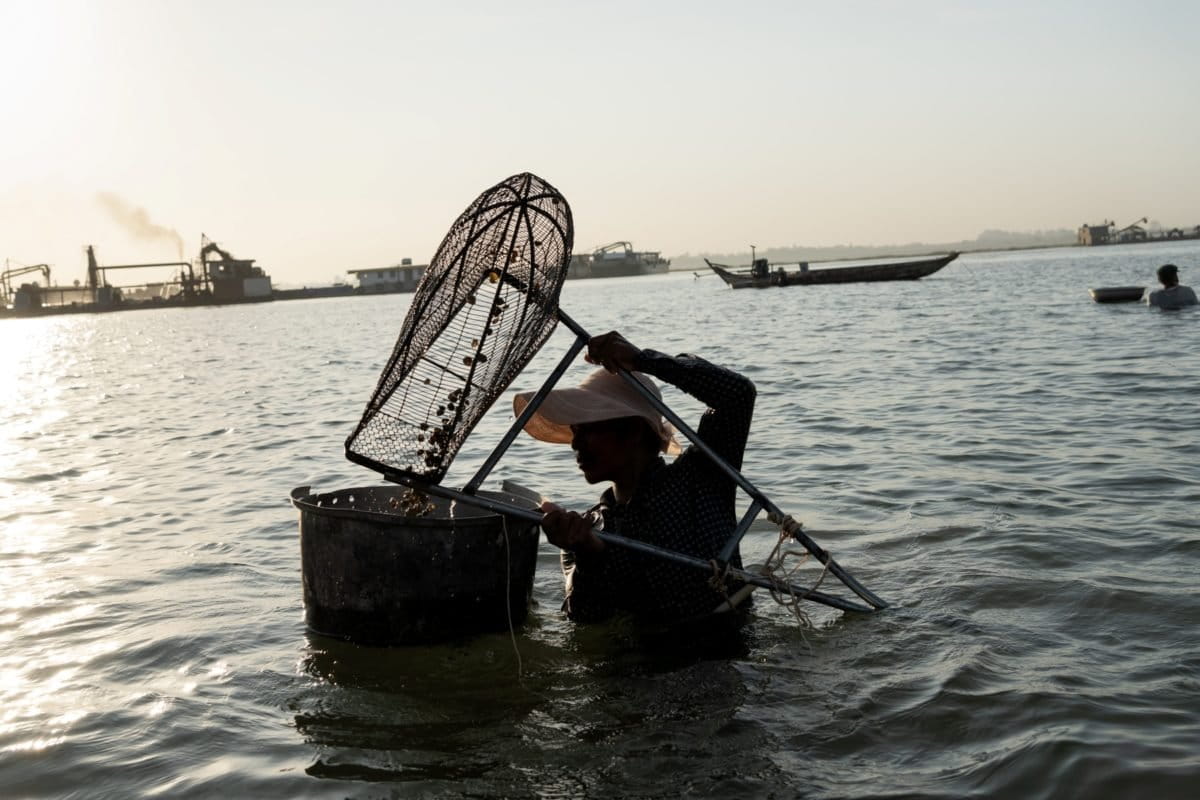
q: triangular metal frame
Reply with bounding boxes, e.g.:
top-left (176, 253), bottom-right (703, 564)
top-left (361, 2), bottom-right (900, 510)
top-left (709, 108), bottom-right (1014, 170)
top-left (377, 308), bottom-right (887, 615)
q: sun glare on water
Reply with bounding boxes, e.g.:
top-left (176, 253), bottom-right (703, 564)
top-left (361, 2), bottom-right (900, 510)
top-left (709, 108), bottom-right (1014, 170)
top-left (0, 317), bottom-right (104, 756)
top-left (0, 322), bottom-right (64, 417)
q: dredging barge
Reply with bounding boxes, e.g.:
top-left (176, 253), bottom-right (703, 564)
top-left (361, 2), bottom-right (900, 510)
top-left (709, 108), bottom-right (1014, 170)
top-left (566, 241), bottom-right (671, 279)
top-left (1, 234), bottom-right (272, 318)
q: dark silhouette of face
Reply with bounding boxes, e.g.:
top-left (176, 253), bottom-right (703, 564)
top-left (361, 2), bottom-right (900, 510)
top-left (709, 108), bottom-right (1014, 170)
top-left (570, 417), bottom-right (648, 484)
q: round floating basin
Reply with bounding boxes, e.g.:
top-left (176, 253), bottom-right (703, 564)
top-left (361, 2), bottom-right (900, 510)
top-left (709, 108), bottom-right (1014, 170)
top-left (291, 484), bottom-right (541, 645)
top-left (1089, 286), bottom-right (1145, 303)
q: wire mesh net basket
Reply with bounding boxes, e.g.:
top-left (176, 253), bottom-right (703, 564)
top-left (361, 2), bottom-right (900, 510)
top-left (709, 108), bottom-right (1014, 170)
top-left (345, 172), bottom-right (573, 484)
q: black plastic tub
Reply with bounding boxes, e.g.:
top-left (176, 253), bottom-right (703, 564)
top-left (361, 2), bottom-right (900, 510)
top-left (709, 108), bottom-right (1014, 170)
top-left (1089, 286), bottom-right (1145, 303)
top-left (290, 484), bottom-right (541, 645)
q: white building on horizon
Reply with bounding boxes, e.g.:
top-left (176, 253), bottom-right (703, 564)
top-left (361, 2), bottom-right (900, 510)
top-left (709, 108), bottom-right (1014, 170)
top-left (347, 258), bottom-right (427, 292)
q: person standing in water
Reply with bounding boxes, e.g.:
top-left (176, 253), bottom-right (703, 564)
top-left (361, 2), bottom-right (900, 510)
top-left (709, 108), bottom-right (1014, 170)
top-left (1145, 264), bottom-right (1198, 309)
top-left (513, 331), bottom-right (755, 626)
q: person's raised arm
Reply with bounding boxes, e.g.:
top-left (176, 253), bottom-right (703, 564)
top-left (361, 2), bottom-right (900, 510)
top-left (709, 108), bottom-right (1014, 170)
top-left (587, 331), bottom-right (756, 469)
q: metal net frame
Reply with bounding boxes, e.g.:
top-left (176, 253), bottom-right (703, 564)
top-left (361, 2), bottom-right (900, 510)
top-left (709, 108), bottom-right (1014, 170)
top-left (343, 172), bottom-right (887, 616)
top-left (345, 173), bottom-right (573, 484)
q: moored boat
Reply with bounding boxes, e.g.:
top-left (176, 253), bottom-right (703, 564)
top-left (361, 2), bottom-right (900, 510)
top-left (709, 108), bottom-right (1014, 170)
top-left (706, 252), bottom-right (958, 289)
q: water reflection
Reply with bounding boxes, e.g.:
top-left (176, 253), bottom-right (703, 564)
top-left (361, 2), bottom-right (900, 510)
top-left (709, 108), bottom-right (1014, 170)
top-left (294, 619), bottom-right (761, 792)
top-left (297, 631), bottom-right (555, 783)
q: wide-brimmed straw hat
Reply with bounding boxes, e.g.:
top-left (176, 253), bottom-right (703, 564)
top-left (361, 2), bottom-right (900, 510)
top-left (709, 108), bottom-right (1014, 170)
top-left (513, 368), bottom-right (681, 455)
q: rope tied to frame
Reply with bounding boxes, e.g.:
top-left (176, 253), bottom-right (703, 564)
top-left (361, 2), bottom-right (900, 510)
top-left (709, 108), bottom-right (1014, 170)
top-left (706, 511), bottom-right (836, 627)
top-left (708, 558), bottom-right (732, 589)
top-left (758, 512), bottom-right (831, 628)
top-left (708, 558), bottom-right (736, 603)
top-left (768, 510), bottom-right (805, 538)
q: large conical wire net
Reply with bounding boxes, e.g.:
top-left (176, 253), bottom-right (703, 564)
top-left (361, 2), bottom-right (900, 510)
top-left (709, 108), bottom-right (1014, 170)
top-left (345, 173), bottom-right (573, 484)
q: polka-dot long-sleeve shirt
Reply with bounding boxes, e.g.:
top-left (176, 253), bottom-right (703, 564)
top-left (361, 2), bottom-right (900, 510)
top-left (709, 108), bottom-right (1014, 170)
top-left (560, 349), bottom-right (756, 624)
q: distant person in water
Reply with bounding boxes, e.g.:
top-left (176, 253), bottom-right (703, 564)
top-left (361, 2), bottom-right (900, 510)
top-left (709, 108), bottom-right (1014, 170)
top-left (513, 331), bottom-right (755, 626)
top-left (1144, 264), bottom-right (1198, 310)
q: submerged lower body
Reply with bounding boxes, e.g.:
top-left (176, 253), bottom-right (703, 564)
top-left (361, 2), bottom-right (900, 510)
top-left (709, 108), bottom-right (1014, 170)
top-left (559, 551), bottom-right (754, 655)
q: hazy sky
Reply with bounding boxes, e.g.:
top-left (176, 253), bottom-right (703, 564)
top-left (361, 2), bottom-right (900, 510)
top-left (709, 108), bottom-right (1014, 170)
top-left (2, 0), bottom-right (1197, 286)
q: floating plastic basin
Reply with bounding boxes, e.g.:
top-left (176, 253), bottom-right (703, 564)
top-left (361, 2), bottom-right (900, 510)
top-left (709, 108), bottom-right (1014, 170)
top-left (1089, 286), bottom-right (1145, 303)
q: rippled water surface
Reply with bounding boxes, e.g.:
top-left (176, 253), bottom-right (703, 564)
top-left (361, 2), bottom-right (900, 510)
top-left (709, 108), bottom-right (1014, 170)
top-left (2, 242), bottom-right (1198, 798)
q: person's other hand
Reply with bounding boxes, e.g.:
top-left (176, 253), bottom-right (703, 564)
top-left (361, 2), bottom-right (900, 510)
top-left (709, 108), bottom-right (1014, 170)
top-left (586, 331), bottom-right (641, 373)
top-left (539, 501), bottom-right (605, 554)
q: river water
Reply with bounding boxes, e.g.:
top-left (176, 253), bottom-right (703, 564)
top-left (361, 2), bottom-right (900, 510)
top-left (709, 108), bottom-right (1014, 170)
top-left (1, 241), bottom-right (1197, 798)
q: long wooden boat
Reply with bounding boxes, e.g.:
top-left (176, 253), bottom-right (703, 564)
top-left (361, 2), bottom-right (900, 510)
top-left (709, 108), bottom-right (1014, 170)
top-left (705, 251), bottom-right (958, 289)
